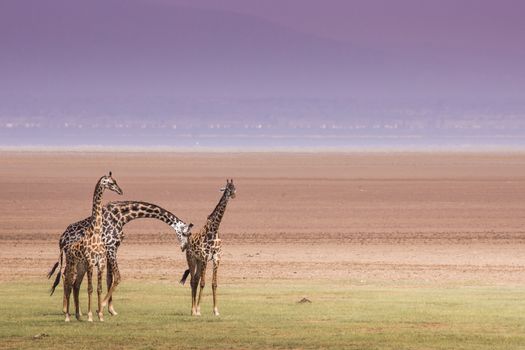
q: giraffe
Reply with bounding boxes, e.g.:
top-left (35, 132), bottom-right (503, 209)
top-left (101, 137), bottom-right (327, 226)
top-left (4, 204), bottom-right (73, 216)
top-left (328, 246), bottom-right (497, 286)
top-left (60, 172), bottom-right (123, 322)
top-left (48, 201), bottom-right (193, 316)
top-left (181, 179), bottom-right (236, 316)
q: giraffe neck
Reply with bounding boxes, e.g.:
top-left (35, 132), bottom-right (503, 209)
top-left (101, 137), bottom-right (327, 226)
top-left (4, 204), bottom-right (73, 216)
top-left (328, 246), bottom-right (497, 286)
top-left (88, 177), bottom-right (105, 238)
top-left (204, 191), bottom-right (230, 239)
top-left (110, 201), bottom-right (183, 227)
top-left (106, 201), bottom-right (187, 242)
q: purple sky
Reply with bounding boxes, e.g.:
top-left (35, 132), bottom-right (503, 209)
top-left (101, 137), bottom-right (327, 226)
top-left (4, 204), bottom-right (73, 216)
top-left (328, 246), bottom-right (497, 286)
top-left (1, 0), bottom-right (525, 147)
top-left (1, 0), bottom-right (524, 101)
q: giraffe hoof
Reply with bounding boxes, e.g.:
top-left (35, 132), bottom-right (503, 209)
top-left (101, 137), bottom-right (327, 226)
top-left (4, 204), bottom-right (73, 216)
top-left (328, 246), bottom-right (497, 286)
top-left (75, 313), bottom-right (82, 321)
top-left (87, 312), bottom-right (93, 322)
top-left (65, 315), bottom-right (71, 322)
top-left (108, 307), bottom-right (118, 316)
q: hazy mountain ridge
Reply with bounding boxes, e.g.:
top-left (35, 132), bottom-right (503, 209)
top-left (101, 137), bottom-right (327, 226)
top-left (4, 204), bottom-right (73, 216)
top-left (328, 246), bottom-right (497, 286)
top-left (1, 0), bottom-right (523, 100)
top-left (0, 0), bottom-right (382, 99)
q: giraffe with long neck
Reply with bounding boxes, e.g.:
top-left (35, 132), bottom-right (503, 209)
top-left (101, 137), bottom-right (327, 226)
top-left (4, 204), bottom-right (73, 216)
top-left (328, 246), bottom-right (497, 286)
top-left (49, 201), bottom-right (192, 316)
top-left (60, 172), bottom-right (123, 322)
top-left (183, 179), bottom-right (236, 316)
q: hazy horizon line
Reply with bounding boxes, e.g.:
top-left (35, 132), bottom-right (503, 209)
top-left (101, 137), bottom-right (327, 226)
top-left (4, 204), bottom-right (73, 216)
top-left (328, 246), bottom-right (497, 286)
top-left (2, 145), bottom-right (525, 154)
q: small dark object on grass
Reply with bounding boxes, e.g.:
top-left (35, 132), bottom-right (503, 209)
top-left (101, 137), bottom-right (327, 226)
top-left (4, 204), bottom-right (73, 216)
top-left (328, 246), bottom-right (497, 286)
top-left (33, 333), bottom-right (49, 340)
top-left (298, 297), bottom-right (312, 304)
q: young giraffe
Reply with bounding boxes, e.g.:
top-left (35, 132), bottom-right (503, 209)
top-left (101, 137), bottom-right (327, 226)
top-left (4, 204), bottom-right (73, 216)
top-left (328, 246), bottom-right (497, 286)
top-left (61, 172), bottom-right (123, 322)
top-left (181, 179), bottom-right (236, 316)
top-left (49, 201), bottom-right (193, 316)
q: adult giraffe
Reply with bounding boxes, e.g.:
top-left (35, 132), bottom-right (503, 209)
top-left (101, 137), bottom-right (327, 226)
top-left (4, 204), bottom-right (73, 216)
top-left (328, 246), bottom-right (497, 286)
top-left (59, 172), bottom-right (123, 322)
top-left (181, 179), bottom-right (236, 316)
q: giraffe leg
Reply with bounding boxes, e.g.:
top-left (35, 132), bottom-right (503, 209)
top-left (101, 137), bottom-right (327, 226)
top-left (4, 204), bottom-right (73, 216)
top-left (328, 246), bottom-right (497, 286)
top-left (97, 263), bottom-right (106, 321)
top-left (196, 262), bottom-right (207, 316)
top-left (190, 262), bottom-right (201, 316)
top-left (63, 264), bottom-right (75, 322)
top-left (185, 254), bottom-right (197, 315)
top-left (102, 258), bottom-right (120, 314)
top-left (86, 267), bottom-right (94, 322)
top-left (62, 288), bottom-right (68, 315)
top-left (212, 260), bottom-right (220, 316)
top-left (62, 261), bottom-right (69, 314)
top-left (73, 266), bottom-right (86, 320)
top-left (106, 261), bottom-right (117, 316)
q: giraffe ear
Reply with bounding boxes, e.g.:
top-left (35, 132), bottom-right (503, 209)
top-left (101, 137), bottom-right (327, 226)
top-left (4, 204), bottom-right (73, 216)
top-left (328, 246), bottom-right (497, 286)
top-left (109, 171), bottom-right (112, 177)
top-left (220, 187), bottom-right (226, 192)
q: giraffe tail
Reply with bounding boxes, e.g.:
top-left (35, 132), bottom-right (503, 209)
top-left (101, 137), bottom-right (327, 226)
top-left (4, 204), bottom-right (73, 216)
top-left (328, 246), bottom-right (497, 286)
top-left (49, 250), bottom-right (63, 296)
top-left (179, 269), bottom-right (190, 285)
top-left (47, 262), bottom-right (59, 279)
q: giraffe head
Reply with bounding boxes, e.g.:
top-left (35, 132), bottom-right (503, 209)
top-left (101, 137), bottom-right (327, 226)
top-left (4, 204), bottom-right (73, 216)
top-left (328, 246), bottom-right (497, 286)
top-left (100, 171), bottom-right (124, 195)
top-left (220, 179), bottom-right (236, 199)
top-left (172, 221), bottom-right (193, 251)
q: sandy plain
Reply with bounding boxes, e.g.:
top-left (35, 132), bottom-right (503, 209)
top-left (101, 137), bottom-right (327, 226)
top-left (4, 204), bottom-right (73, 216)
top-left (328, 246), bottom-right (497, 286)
top-left (0, 152), bottom-right (524, 286)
